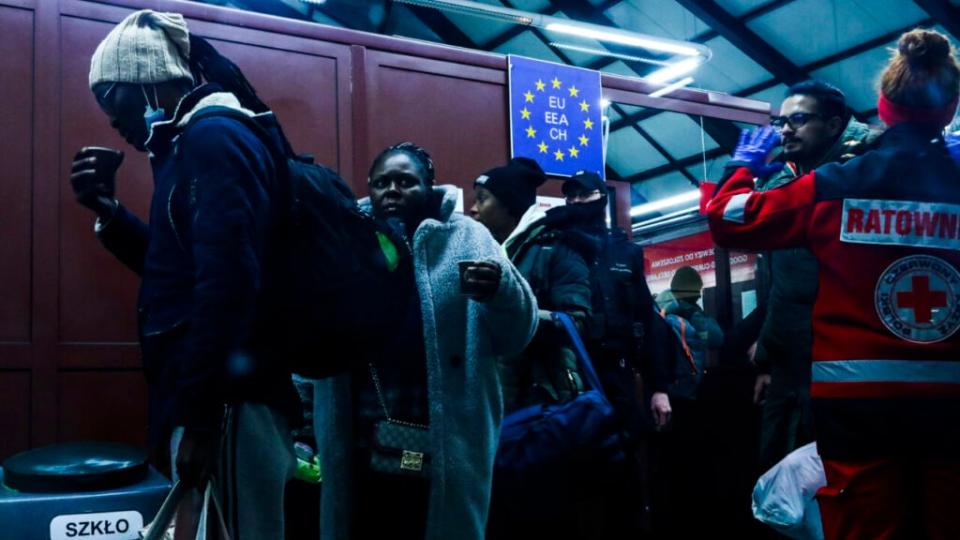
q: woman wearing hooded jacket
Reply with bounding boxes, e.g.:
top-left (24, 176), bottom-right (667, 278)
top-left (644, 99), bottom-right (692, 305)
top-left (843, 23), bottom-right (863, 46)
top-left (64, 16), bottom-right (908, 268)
top-left (702, 30), bottom-right (960, 540)
top-left (470, 158), bottom-right (596, 539)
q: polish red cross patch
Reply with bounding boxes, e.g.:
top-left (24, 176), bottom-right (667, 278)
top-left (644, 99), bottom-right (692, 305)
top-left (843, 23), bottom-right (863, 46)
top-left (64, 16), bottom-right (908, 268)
top-left (875, 255), bottom-right (960, 343)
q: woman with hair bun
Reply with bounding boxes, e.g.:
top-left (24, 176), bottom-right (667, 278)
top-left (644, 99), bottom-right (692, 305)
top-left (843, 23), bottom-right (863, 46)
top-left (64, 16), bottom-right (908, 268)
top-left (701, 29), bottom-right (960, 539)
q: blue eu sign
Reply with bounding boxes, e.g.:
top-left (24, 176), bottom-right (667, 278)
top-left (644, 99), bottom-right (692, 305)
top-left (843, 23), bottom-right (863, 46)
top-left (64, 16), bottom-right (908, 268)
top-left (509, 55), bottom-right (603, 179)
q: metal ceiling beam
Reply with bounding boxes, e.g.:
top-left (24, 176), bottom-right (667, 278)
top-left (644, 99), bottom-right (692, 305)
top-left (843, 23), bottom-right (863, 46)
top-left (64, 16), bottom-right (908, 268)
top-left (610, 107), bottom-right (661, 131)
top-left (403, 5), bottom-right (478, 48)
top-left (673, 0), bottom-right (807, 85)
top-left (689, 0), bottom-right (796, 44)
top-left (698, 115), bottom-right (741, 150)
top-left (913, 0), bottom-right (960, 41)
top-left (482, 0), bottom-right (623, 51)
top-left (610, 103), bottom-right (700, 185)
top-left (586, 0), bottom-right (797, 80)
top-left (621, 147), bottom-right (728, 184)
top-left (378, 0), bottom-right (398, 35)
top-left (482, 4), bottom-right (561, 51)
top-left (733, 17), bottom-right (935, 99)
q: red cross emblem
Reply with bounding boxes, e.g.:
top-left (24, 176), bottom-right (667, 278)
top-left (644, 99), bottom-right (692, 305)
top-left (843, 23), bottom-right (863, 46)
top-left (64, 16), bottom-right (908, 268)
top-left (875, 255), bottom-right (960, 344)
top-left (896, 275), bottom-right (948, 323)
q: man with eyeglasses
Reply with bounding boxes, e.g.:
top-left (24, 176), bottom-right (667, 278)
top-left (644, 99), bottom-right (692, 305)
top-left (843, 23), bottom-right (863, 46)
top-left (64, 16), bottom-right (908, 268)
top-left (553, 171), bottom-right (673, 536)
top-left (753, 80), bottom-right (881, 472)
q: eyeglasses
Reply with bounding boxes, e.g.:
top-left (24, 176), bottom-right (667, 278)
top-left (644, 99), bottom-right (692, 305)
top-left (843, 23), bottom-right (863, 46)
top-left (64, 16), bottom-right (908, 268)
top-left (565, 189), bottom-right (601, 202)
top-left (769, 112), bottom-right (823, 130)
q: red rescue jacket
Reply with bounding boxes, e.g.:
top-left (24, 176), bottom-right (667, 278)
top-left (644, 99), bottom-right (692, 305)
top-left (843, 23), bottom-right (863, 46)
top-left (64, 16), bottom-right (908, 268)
top-left (702, 122), bottom-right (960, 460)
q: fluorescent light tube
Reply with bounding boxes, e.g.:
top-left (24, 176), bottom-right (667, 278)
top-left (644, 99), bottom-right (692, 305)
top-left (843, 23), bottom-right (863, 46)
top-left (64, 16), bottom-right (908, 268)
top-left (545, 23), bottom-right (701, 56)
top-left (396, 0), bottom-right (534, 25)
top-left (630, 189), bottom-right (701, 217)
top-left (649, 76), bottom-right (695, 98)
top-left (646, 58), bottom-right (702, 84)
top-left (548, 42), bottom-right (672, 66)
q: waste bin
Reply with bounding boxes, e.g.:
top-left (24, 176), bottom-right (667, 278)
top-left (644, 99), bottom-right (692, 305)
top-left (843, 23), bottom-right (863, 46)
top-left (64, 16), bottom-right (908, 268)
top-left (0, 442), bottom-right (170, 540)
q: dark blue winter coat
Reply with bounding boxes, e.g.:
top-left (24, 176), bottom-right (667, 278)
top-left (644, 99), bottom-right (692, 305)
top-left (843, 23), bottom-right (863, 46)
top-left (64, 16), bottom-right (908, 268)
top-left (97, 84), bottom-right (299, 445)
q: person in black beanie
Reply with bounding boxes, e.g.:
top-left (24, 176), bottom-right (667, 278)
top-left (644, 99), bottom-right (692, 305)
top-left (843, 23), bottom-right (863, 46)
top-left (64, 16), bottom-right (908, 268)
top-left (555, 170), bottom-right (675, 537)
top-left (470, 157), bottom-right (547, 242)
top-left (471, 159), bottom-right (595, 539)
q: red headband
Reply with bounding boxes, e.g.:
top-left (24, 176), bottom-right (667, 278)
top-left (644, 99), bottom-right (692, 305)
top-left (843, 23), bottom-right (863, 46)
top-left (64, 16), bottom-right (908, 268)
top-left (878, 93), bottom-right (959, 127)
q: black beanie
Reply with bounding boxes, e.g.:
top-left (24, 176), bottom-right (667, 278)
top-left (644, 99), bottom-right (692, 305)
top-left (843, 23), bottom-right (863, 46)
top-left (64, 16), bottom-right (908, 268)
top-left (474, 157), bottom-right (547, 218)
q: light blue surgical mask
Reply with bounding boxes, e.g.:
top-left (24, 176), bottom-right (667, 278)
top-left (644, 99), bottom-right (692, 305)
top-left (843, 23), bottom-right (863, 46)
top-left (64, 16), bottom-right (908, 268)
top-left (141, 85), bottom-right (167, 130)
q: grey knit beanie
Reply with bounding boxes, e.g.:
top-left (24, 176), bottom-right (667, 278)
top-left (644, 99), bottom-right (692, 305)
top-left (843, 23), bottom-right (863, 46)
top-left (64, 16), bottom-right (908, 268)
top-left (89, 9), bottom-right (193, 90)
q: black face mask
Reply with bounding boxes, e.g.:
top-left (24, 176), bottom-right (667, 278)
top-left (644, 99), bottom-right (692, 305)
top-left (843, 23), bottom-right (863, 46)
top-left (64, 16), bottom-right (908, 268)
top-left (552, 197), bottom-right (608, 229)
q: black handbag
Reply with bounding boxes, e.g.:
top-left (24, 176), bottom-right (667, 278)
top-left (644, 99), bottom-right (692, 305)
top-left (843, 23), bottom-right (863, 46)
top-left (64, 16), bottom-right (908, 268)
top-left (368, 364), bottom-right (431, 477)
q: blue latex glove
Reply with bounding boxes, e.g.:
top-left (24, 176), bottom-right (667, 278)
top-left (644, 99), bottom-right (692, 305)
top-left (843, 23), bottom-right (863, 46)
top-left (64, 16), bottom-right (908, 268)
top-left (945, 131), bottom-right (960, 165)
top-left (729, 126), bottom-right (782, 179)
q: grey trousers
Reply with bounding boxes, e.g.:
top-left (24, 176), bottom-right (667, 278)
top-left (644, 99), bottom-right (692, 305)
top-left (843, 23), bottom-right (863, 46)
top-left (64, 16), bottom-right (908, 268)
top-left (171, 402), bottom-right (296, 540)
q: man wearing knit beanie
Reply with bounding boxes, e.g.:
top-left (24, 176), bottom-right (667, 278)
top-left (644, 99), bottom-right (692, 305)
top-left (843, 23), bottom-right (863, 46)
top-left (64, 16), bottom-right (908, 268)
top-left (69, 10), bottom-right (297, 538)
top-left (670, 265), bottom-right (704, 302)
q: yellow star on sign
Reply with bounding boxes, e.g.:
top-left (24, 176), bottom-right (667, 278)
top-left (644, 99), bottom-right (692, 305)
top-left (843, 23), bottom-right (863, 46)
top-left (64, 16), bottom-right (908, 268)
top-left (520, 107), bottom-right (531, 120)
top-left (524, 90), bottom-right (535, 103)
top-left (568, 85), bottom-right (579, 97)
top-left (535, 79), bottom-right (546, 91)
top-left (554, 149), bottom-right (565, 161)
top-left (569, 146), bottom-right (580, 158)
top-left (579, 100), bottom-right (590, 112)
top-left (526, 125), bottom-right (536, 138)
top-left (538, 141), bottom-right (549, 154)
top-left (551, 77), bottom-right (562, 89)
top-left (583, 118), bottom-right (594, 130)
top-left (579, 134), bottom-right (590, 146)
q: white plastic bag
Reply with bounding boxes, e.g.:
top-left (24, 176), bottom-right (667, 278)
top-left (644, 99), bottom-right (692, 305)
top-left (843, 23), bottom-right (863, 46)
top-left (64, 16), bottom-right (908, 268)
top-left (751, 442), bottom-right (826, 540)
top-left (140, 480), bottom-right (230, 540)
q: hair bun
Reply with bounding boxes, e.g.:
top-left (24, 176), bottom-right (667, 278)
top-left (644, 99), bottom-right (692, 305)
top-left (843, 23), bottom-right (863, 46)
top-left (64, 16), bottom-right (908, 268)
top-left (898, 29), bottom-right (951, 68)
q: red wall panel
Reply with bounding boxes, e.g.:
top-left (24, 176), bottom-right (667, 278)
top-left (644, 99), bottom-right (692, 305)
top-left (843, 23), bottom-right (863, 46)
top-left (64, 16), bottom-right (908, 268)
top-left (0, 371), bottom-right (31, 460)
top-left (58, 16), bottom-right (149, 345)
top-left (0, 0), bottom-right (767, 461)
top-left (0, 6), bottom-right (35, 343)
top-left (58, 371), bottom-right (147, 446)
top-left (361, 50), bottom-right (509, 209)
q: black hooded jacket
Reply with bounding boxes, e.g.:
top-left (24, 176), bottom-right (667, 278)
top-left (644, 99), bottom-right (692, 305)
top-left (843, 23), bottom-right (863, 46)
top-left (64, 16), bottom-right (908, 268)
top-left (543, 201), bottom-right (674, 433)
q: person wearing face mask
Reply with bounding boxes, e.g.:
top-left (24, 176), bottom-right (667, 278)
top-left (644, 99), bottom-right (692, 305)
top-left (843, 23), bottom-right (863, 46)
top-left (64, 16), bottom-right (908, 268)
top-left (546, 171), bottom-right (674, 537)
top-left (753, 81), bottom-right (881, 473)
top-left (69, 10), bottom-right (301, 538)
top-left (313, 143), bottom-right (538, 540)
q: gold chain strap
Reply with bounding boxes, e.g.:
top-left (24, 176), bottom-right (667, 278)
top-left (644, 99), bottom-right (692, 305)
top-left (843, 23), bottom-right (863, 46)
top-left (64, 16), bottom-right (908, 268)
top-left (368, 363), bottom-right (429, 429)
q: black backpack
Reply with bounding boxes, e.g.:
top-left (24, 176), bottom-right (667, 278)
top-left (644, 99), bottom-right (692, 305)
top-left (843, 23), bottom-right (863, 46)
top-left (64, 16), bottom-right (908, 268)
top-left (183, 37), bottom-right (407, 378)
top-left (182, 106), bottom-right (405, 379)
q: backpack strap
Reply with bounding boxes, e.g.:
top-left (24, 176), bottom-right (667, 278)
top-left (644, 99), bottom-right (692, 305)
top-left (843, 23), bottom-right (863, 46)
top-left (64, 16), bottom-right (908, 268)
top-left (677, 317), bottom-right (698, 375)
top-left (180, 106), bottom-right (291, 163)
top-left (660, 308), bottom-right (698, 375)
top-left (177, 105), bottom-right (295, 202)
